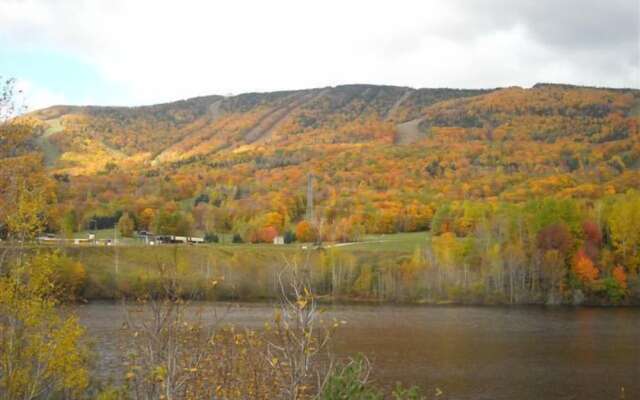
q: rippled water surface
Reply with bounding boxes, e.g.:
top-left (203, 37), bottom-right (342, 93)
top-left (75, 302), bottom-right (640, 399)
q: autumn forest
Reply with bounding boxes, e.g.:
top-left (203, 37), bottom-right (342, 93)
top-left (0, 81), bottom-right (637, 307)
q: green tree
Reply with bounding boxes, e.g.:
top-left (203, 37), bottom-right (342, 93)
top-left (61, 209), bottom-right (78, 238)
top-left (607, 191), bottom-right (640, 274)
top-left (118, 212), bottom-right (135, 237)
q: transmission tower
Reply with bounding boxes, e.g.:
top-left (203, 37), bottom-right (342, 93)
top-left (306, 173), bottom-right (314, 221)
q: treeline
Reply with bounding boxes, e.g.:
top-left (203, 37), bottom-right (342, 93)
top-left (406, 192), bottom-right (638, 305)
top-left (57, 190), bottom-right (639, 306)
top-left (310, 193), bottom-right (637, 305)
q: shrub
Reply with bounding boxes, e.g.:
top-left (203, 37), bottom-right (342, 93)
top-left (194, 193), bottom-right (210, 206)
top-left (319, 356), bottom-right (383, 400)
top-left (33, 251), bottom-right (88, 301)
top-left (232, 233), bottom-right (243, 243)
top-left (283, 230), bottom-right (296, 244)
top-left (319, 355), bottom-right (425, 400)
top-left (602, 277), bottom-right (626, 303)
top-left (204, 232), bottom-right (219, 243)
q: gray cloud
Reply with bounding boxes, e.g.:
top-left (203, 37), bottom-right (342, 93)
top-left (0, 0), bottom-right (637, 107)
top-left (480, 1), bottom-right (638, 50)
top-left (420, 1), bottom-right (639, 62)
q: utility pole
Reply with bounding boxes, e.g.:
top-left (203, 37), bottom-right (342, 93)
top-left (114, 224), bottom-right (119, 274)
top-left (306, 173), bottom-right (314, 221)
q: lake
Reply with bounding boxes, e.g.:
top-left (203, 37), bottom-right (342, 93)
top-left (75, 302), bottom-right (639, 399)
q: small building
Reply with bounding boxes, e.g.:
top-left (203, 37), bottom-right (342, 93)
top-left (152, 235), bottom-right (204, 244)
top-left (273, 236), bottom-right (285, 245)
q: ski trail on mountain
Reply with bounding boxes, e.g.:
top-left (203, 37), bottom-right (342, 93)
top-left (152, 99), bottom-right (223, 163)
top-left (395, 117), bottom-right (426, 145)
top-left (246, 88), bottom-right (330, 145)
top-left (385, 90), bottom-right (412, 121)
top-left (34, 118), bottom-right (64, 166)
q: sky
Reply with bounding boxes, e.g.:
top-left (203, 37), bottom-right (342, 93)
top-left (1, 0), bottom-right (638, 110)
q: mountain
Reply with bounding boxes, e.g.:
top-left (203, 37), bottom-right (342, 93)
top-left (28, 85), bottom-right (493, 172)
top-left (23, 83), bottom-right (640, 235)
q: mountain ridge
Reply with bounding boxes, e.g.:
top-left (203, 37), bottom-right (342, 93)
top-left (18, 83), bottom-right (638, 215)
top-left (28, 84), bottom-right (501, 172)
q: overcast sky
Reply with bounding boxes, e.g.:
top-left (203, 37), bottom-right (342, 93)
top-left (1, 0), bottom-right (638, 109)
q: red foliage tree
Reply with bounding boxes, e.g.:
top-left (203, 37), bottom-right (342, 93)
top-left (582, 220), bottom-right (602, 245)
top-left (537, 222), bottom-right (573, 255)
top-left (582, 220), bottom-right (602, 262)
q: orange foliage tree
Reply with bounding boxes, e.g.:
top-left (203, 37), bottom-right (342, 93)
top-left (295, 220), bottom-right (317, 243)
top-left (612, 266), bottom-right (627, 289)
top-left (573, 248), bottom-right (599, 284)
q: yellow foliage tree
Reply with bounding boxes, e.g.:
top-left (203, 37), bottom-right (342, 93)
top-left (139, 207), bottom-right (156, 230)
top-left (118, 212), bottom-right (135, 237)
top-left (0, 253), bottom-right (90, 398)
top-left (607, 191), bottom-right (640, 274)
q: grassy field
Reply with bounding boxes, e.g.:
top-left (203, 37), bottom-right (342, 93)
top-left (344, 232), bottom-right (427, 252)
top-left (68, 230), bottom-right (428, 251)
top-left (52, 231), bottom-right (428, 300)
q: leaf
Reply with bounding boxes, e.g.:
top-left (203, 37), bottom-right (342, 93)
top-left (296, 298), bottom-right (308, 309)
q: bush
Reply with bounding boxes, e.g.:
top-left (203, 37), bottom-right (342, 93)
top-left (194, 193), bottom-right (210, 206)
top-left (232, 233), bottom-right (243, 243)
top-left (204, 232), bottom-right (219, 243)
top-left (45, 251), bottom-right (87, 301)
top-left (319, 356), bottom-right (383, 400)
top-left (319, 355), bottom-right (424, 400)
top-left (601, 277), bottom-right (626, 303)
top-left (283, 230), bottom-right (296, 244)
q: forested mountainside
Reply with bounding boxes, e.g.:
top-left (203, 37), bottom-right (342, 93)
top-left (3, 82), bottom-right (639, 304)
top-left (26, 83), bottom-right (638, 221)
top-left (27, 85), bottom-right (491, 170)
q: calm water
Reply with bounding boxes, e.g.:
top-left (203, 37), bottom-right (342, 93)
top-left (75, 302), bottom-right (640, 400)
